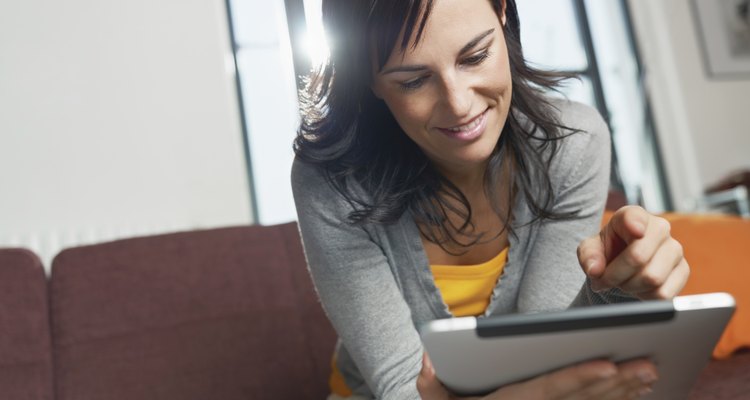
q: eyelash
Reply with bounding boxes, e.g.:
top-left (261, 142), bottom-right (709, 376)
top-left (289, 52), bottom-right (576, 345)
top-left (463, 49), bottom-right (491, 66)
top-left (399, 77), bottom-right (428, 91)
top-left (397, 49), bottom-right (492, 92)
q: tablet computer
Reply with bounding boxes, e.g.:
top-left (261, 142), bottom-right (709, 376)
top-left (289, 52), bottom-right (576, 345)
top-left (420, 292), bottom-right (735, 399)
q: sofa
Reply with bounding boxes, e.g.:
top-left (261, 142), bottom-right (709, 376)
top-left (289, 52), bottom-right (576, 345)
top-left (1, 219), bottom-right (749, 400)
top-left (1, 223), bottom-right (336, 400)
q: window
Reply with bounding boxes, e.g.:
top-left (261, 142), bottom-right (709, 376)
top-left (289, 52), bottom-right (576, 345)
top-left (227, 0), bottom-right (671, 222)
top-left (226, 0), bottom-right (301, 224)
top-left (518, 0), bottom-right (670, 211)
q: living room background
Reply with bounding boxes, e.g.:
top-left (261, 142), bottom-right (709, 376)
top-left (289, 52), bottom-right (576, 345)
top-left (1, 0), bottom-right (748, 270)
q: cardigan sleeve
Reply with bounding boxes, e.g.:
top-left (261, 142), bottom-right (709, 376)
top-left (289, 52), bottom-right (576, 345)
top-left (291, 159), bottom-right (423, 399)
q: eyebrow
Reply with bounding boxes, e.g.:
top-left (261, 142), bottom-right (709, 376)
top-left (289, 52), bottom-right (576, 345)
top-left (380, 28), bottom-right (496, 75)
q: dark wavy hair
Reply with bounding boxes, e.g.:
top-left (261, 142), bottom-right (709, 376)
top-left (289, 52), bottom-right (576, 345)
top-left (294, 0), bottom-right (579, 251)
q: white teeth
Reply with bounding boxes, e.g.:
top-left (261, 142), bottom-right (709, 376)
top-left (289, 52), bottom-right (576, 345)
top-left (448, 114), bottom-right (483, 132)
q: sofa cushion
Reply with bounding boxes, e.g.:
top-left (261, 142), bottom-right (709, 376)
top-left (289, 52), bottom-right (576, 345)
top-left (50, 222), bottom-right (336, 400)
top-left (690, 350), bottom-right (750, 399)
top-left (0, 248), bottom-right (54, 400)
top-left (665, 213), bottom-right (750, 358)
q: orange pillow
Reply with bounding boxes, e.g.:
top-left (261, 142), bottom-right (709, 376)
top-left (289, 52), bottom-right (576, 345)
top-left (602, 211), bottom-right (750, 359)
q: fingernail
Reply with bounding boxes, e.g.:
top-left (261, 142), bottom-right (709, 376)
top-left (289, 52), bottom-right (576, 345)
top-left (598, 366), bottom-right (617, 379)
top-left (639, 386), bottom-right (653, 396)
top-left (585, 259), bottom-right (597, 274)
top-left (637, 370), bottom-right (657, 384)
top-left (425, 354), bottom-right (434, 375)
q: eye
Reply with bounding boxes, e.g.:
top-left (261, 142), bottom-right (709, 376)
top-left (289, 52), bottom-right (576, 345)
top-left (462, 49), bottom-right (490, 66)
top-left (399, 76), bottom-right (428, 91)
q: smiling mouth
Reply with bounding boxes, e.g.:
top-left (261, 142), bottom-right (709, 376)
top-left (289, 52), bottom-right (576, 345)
top-left (443, 110), bottom-right (487, 132)
top-left (435, 109), bottom-right (489, 141)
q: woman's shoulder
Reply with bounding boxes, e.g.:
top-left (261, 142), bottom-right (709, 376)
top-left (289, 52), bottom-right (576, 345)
top-left (291, 157), bottom-right (373, 214)
top-left (542, 97), bottom-right (612, 186)
top-left (291, 156), bottom-right (322, 186)
top-left (548, 97), bottom-right (609, 140)
top-left (291, 157), bottom-right (338, 204)
top-left (291, 157), bottom-right (321, 193)
top-left (545, 97), bottom-right (611, 157)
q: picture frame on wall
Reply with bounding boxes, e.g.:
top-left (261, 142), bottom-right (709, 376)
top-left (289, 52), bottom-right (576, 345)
top-left (692, 0), bottom-right (750, 77)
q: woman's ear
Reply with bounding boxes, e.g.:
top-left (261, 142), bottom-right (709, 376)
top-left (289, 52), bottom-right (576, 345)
top-left (370, 82), bottom-right (384, 100)
top-left (501, 0), bottom-right (507, 26)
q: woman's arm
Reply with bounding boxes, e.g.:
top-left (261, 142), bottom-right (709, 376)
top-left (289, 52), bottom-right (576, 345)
top-left (518, 100), bottom-right (688, 309)
top-left (516, 100), bottom-right (636, 311)
top-left (291, 159), bottom-right (423, 399)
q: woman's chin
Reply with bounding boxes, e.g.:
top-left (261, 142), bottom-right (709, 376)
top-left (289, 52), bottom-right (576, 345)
top-left (437, 150), bottom-right (496, 174)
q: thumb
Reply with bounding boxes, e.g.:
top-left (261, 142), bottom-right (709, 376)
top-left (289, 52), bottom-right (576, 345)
top-left (417, 352), bottom-right (452, 400)
top-left (578, 235), bottom-right (608, 278)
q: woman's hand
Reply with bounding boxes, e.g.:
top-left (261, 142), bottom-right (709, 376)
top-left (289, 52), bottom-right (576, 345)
top-left (577, 205), bottom-right (690, 300)
top-left (417, 352), bottom-right (657, 400)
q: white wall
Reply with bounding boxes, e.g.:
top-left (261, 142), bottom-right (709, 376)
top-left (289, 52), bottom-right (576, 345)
top-left (628, 0), bottom-right (750, 210)
top-left (0, 0), bottom-right (252, 269)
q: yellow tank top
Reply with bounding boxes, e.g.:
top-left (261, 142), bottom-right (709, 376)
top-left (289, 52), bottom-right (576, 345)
top-left (430, 246), bottom-right (509, 317)
top-left (329, 247), bottom-right (509, 396)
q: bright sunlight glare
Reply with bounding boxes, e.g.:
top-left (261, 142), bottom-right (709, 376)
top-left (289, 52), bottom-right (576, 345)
top-left (303, 0), bottom-right (330, 69)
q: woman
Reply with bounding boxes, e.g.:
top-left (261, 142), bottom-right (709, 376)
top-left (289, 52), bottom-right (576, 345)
top-left (291, 0), bottom-right (689, 398)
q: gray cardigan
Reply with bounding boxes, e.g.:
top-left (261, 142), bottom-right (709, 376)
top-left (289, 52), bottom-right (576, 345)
top-left (291, 99), bottom-right (634, 399)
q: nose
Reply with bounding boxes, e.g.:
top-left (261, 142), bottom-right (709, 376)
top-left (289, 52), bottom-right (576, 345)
top-left (439, 73), bottom-right (472, 119)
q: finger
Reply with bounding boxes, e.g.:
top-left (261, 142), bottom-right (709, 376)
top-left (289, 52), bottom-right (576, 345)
top-left (579, 207), bottom-right (654, 279)
top-left (578, 236), bottom-right (608, 278)
top-left (490, 360), bottom-right (616, 399)
top-left (564, 360), bottom-right (657, 400)
top-left (638, 258), bottom-right (690, 300)
top-left (533, 360), bottom-right (617, 398)
top-left (618, 238), bottom-right (683, 295)
top-left (591, 359), bottom-right (658, 400)
top-left (604, 359), bottom-right (659, 400)
top-left (594, 377), bottom-right (649, 400)
top-left (595, 217), bottom-right (672, 291)
top-left (558, 374), bottom-right (642, 400)
top-left (616, 359), bottom-right (659, 387)
top-left (604, 206), bottom-right (650, 249)
top-left (417, 352), bottom-right (451, 400)
top-left (553, 358), bottom-right (655, 400)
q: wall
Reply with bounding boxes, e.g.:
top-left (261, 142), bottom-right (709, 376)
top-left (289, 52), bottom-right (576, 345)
top-left (0, 0), bottom-right (253, 269)
top-left (628, 0), bottom-right (750, 210)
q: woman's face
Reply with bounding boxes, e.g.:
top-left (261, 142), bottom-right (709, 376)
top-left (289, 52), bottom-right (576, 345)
top-left (371, 0), bottom-right (512, 178)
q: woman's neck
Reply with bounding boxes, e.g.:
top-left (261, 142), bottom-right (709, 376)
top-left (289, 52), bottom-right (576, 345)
top-left (436, 162), bottom-right (488, 198)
